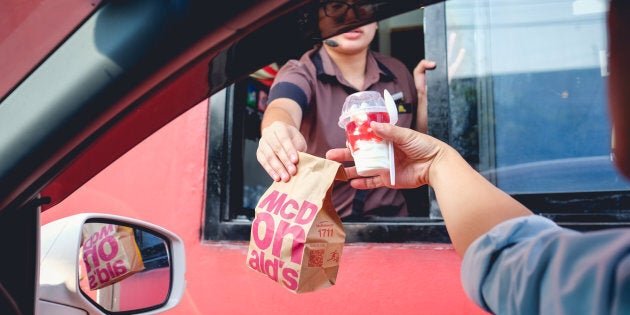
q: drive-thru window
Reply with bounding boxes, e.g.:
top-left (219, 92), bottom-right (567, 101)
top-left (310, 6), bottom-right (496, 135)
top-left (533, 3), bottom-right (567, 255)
top-left (203, 0), bottom-right (629, 243)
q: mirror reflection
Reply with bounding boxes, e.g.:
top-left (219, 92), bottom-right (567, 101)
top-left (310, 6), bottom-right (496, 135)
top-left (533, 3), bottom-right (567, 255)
top-left (78, 222), bottom-right (171, 312)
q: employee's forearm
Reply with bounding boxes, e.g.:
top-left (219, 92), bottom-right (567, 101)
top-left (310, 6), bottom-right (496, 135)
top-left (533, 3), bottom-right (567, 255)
top-left (429, 146), bottom-right (532, 257)
top-left (261, 106), bottom-right (299, 130)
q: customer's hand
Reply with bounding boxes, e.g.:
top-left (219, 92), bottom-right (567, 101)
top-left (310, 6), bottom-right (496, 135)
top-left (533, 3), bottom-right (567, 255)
top-left (326, 122), bottom-right (447, 189)
top-left (329, 122), bottom-right (532, 257)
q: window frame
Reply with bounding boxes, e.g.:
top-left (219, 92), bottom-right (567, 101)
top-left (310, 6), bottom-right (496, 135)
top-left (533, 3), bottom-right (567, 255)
top-left (203, 86), bottom-right (452, 243)
top-left (203, 2), bottom-right (630, 243)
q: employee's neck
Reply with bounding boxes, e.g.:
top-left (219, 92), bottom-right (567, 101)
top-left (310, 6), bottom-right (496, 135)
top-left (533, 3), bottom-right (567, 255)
top-left (324, 46), bottom-right (368, 90)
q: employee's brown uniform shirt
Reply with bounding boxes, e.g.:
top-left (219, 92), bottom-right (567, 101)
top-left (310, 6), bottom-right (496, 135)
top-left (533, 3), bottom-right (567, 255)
top-left (268, 47), bottom-right (418, 218)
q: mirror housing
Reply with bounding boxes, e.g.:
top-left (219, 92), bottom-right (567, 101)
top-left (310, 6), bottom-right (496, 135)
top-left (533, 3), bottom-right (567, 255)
top-left (39, 213), bottom-right (186, 315)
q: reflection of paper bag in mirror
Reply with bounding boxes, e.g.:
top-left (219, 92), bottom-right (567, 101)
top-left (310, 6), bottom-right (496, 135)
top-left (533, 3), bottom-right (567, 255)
top-left (81, 223), bottom-right (145, 290)
top-left (246, 152), bottom-right (347, 293)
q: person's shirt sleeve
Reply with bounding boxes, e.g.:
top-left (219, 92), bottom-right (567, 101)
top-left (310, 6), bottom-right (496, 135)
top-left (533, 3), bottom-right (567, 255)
top-left (268, 60), bottom-right (312, 112)
top-left (462, 215), bottom-right (630, 315)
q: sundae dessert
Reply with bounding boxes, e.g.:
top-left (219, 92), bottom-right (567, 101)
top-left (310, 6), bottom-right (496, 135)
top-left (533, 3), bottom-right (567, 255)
top-left (338, 91), bottom-right (392, 176)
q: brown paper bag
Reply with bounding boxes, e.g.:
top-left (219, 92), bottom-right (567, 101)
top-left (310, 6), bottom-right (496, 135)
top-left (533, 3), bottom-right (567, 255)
top-left (81, 223), bottom-right (146, 290)
top-left (246, 152), bottom-right (347, 293)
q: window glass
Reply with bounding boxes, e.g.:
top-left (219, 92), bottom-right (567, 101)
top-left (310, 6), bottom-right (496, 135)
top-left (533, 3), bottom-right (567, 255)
top-left (444, 0), bottom-right (630, 194)
top-left (241, 74), bottom-right (274, 217)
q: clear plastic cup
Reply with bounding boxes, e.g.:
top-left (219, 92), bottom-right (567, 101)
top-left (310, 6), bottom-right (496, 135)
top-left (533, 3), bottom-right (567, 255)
top-left (338, 91), bottom-right (392, 176)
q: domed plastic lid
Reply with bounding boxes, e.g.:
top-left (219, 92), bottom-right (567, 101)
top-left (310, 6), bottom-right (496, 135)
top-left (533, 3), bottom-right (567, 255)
top-left (338, 91), bottom-right (387, 129)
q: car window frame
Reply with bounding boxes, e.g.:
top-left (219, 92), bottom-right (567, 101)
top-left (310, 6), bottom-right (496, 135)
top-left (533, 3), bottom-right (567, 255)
top-left (1, 1), bottom-right (318, 313)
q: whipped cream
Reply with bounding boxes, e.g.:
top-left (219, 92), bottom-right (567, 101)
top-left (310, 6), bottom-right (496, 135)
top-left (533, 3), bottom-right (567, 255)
top-left (351, 140), bottom-right (390, 176)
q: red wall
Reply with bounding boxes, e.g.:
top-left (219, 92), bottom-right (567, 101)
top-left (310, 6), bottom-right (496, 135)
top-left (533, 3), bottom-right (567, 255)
top-left (41, 101), bottom-right (488, 315)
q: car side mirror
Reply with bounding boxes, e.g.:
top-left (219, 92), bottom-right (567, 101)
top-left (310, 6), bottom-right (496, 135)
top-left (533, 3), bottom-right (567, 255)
top-left (39, 213), bottom-right (186, 315)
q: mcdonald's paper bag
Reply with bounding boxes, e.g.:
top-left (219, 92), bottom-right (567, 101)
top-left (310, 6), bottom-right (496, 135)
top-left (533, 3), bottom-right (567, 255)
top-left (246, 152), bottom-right (347, 293)
top-left (81, 223), bottom-right (145, 290)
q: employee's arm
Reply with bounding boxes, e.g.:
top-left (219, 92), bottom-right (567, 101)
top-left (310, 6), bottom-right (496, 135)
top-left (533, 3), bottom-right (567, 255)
top-left (412, 59), bottom-right (436, 134)
top-left (257, 98), bottom-right (306, 182)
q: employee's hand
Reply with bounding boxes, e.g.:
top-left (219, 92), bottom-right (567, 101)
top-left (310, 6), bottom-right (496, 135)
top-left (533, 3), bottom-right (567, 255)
top-left (412, 59), bottom-right (436, 133)
top-left (326, 122), bottom-right (446, 189)
top-left (257, 121), bottom-right (307, 182)
top-left (413, 59), bottom-right (436, 100)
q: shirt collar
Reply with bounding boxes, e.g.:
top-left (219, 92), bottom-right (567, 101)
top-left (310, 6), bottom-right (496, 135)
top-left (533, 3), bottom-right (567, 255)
top-left (311, 47), bottom-right (397, 89)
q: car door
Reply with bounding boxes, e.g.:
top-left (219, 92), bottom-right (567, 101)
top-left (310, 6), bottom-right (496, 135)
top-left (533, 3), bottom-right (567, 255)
top-left (0, 1), bottom-right (440, 314)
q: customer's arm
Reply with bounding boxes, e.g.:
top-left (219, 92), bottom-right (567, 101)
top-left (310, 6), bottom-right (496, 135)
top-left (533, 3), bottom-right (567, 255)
top-left (326, 122), bottom-right (532, 256)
